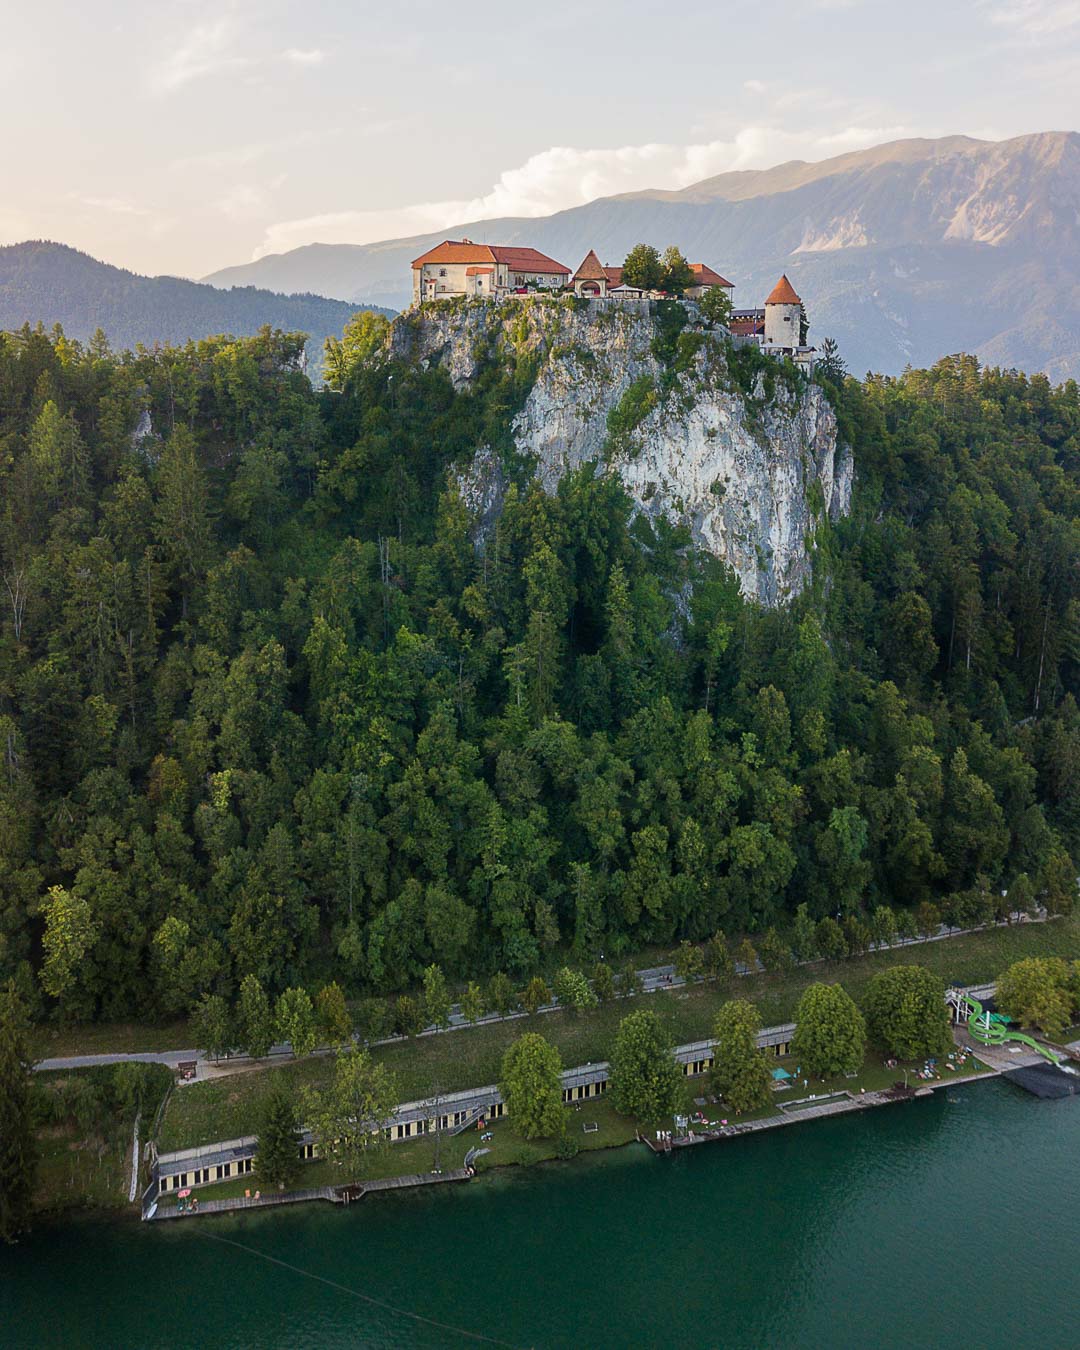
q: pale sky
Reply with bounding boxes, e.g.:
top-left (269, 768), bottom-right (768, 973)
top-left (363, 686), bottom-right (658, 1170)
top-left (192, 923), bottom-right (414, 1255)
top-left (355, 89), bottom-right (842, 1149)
top-left (2, 0), bottom-right (1078, 279)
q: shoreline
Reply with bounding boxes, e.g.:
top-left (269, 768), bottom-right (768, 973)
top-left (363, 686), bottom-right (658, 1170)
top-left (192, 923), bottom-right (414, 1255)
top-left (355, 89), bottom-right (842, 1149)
top-left (141, 1059), bottom-right (1005, 1226)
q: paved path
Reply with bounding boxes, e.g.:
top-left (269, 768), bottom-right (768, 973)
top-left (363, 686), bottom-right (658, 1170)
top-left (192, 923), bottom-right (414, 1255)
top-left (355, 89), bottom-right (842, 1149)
top-left (35, 914), bottom-right (1051, 1078)
top-left (149, 1168), bottom-right (471, 1221)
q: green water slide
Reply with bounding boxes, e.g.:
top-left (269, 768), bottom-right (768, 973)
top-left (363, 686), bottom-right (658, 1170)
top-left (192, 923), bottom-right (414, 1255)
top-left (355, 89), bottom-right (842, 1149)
top-left (959, 991), bottom-right (1064, 1066)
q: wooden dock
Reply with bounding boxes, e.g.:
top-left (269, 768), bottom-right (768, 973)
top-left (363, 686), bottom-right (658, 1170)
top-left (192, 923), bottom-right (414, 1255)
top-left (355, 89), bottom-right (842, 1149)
top-left (149, 1168), bottom-right (472, 1221)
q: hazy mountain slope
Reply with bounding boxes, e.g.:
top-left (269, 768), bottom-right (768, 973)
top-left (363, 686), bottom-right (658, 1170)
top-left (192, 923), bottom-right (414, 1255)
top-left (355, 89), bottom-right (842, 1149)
top-left (0, 242), bottom-right (389, 364)
top-left (204, 132), bottom-right (1080, 378)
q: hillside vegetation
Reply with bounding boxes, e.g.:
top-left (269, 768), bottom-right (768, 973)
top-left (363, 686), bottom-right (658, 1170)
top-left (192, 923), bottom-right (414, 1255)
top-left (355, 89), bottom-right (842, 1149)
top-left (0, 313), bottom-right (1077, 1027)
top-left (0, 241), bottom-right (391, 371)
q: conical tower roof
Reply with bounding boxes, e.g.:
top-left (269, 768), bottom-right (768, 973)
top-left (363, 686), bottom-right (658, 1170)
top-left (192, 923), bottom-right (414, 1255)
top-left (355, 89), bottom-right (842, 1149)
top-left (573, 249), bottom-right (607, 282)
top-left (765, 274), bottom-right (802, 305)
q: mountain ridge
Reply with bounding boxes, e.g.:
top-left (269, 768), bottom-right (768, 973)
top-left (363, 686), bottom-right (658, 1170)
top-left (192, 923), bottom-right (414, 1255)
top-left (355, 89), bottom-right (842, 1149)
top-left (0, 241), bottom-right (391, 366)
top-left (203, 131), bottom-right (1080, 378)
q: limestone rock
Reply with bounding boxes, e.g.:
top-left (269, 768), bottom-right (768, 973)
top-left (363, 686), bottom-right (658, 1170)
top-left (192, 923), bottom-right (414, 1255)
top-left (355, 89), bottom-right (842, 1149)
top-left (399, 298), bottom-right (853, 605)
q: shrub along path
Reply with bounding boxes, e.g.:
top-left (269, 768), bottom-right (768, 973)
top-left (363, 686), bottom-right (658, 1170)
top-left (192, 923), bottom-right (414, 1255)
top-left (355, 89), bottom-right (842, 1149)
top-left (157, 912), bottom-right (1079, 1152)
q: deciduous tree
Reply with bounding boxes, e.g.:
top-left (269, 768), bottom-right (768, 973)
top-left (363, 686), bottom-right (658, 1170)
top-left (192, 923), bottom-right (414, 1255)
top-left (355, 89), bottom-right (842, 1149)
top-left (711, 1000), bottom-right (772, 1114)
top-left (863, 966), bottom-right (951, 1060)
top-left (792, 983), bottom-right (866, 1078)
top-left (499, 1033), bottom-right (565, 1140)
top-left (609, 1010), bottom-right (683, 1124)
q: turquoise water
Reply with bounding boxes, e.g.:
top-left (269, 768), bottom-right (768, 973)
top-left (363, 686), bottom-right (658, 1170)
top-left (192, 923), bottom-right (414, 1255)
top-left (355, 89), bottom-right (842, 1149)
top-left (4, 1078), bottom-right (1078, 1349)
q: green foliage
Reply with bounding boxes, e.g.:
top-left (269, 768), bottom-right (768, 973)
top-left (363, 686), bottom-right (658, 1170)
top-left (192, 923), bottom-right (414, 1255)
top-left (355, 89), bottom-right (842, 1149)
top-left (735, 939), bottom-right (759, 974)
top-left (552, 966), bottom-right (597, 1014)
top-left (815, 918), bottom-right (846, 962)
top-left (758, 927), bottom-right (794, 973)
top-left (191, 993), bottom-right (233, 1061)
top-left (673, 940), bottom-right (704, 982)
top-left (659, 247), bottom-right (694, 298)
top-left (792, 982), bottom-right (866, 1077)
top-left (39, 886), bottom-right (98, 1005)
top-left (499, 1032), bottom-right (565, 1140)
top-left (459, 981), bottom-right (485, 1024)
top-left (609, 1009), bottom-right (683, 1124)
top-left (703, 933), bottom-right (734, 981)
top-left (792, 905), bottom-right (818, 962)
top-left (394, 995), bottom-right (424, 1038)
top-left (699, 287), bottom-right (733, 328)
top-left (323, 311), bottom-right (391, 391)
top-left (314, 982), bottom-right (352, 1046)
top-left (521, 975), bottom-right (551, 1017)
top-left (711, 999), bottom-right (772, 1114)
top-left (0, 982), bottom-right (37, 1242)
top-left (238, 976), bottom-right (275, 1060)
top-left (422, 964), bottom-right (451, 1030)
top-left (592, 962), bottom-right (616, 1003)
top-left (0, 325), bottom-right (1076, 1034)
top-left (257, 1087), bottom-right (301, 1188)
top-left (303, 1045), bottom-right (398, 1173)
top-left (997, 957), bottom-right (1075, 1036)
top-left (276, 987), bottom-right (316, 1057)
top-left (487, 973), bottom-right (518, 1018)
top-left (605, 374), bottom-right (658, 455)
top-left (621, 244), bottom-right (663, 292)
top-left (863, 966), bottom-right (952, 1059)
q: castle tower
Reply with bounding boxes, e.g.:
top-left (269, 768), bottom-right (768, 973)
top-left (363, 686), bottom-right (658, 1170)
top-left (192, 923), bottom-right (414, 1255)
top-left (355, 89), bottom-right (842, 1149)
top-left (763, 274), bottom-right (803, 347)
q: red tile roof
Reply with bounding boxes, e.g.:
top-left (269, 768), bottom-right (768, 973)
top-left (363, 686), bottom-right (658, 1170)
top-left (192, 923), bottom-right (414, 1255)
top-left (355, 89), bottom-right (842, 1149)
top-left (412, 240), bottom-right (496, 269)
top-left (765, 274), bottom-right (802, 305)
top-left (412, 240), bottom-right (569, 275)
top-left (689, 263), bottom-right (734, 288)
top-left (489, 245), bottom-right (570, 275)
top-left (573, 249), bottom-right (607, 282)
top-left (729, 317), bottom-right (765, 337)
top-left (603, 266), bottom-right (623, 287)
top-left (465, 266), bottom-right (494, 276)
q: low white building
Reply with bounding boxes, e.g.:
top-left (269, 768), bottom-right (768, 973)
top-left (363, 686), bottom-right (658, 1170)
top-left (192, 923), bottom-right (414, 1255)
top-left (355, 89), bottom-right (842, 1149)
top-left (412, 239), bottom-right (571, 303)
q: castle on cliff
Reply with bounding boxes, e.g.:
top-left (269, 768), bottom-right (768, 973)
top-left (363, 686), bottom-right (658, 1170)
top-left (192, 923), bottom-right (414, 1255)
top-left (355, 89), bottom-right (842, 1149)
top-left (410, 239), bottom-right (814, 369)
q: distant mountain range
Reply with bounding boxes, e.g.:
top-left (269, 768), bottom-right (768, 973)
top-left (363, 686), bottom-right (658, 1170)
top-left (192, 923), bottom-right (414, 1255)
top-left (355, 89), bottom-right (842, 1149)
top-left (204, 132), bottom-right (1080, 380)
top-left (0, 242), bottom-right (388, 367)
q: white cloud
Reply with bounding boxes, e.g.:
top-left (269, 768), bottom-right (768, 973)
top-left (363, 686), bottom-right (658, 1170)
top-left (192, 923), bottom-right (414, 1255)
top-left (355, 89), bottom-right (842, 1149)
top-left (979, 0), bottom-right (1080, 34)
top-left (71, 194), bottom-right (153, 217)
top-left (147, 20), bottom-right (327, 95)
top-left (253, 124), bottom-right (915, 258)
top-left (149, 20), bottom-right (251, 94)
top-left (283, 47), bottom-right (324, 65)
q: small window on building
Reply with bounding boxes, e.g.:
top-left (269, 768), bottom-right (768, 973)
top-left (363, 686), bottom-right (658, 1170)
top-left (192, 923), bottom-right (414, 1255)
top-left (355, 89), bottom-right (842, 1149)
top-left (439, 268), bottom-right (446, 277)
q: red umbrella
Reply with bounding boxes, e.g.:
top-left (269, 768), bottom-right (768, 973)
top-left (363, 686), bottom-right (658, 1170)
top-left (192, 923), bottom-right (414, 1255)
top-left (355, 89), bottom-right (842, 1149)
top-left (177, 1188), bottom-right (191, 1198)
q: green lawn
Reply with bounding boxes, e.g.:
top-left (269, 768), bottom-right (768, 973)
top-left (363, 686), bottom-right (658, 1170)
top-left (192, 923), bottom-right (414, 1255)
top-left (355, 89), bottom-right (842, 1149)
top-left (158, 913), bottom-right (1077, 1152)
top-left (30, 1018), bottom-right (194, 1061)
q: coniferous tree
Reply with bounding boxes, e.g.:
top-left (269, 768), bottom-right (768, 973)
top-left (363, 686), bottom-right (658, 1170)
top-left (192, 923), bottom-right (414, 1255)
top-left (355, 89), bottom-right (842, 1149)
top-left (257, 1088), bottom-right (302, 1189)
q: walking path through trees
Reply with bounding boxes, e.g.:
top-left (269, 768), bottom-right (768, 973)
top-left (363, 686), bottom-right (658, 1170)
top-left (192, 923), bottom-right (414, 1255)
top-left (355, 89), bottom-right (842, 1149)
top-left (34, 914), bottom-right (1049, 1079)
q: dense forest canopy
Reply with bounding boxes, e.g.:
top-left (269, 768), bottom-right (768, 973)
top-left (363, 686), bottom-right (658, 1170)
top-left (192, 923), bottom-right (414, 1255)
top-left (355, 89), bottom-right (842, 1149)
top-left (0, 317), bottom-right (1077, 1024)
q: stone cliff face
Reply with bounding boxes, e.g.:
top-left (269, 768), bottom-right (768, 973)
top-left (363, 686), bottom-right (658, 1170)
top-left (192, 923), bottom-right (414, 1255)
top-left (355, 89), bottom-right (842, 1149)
top-left (389, 298), bottom-right (853, 604)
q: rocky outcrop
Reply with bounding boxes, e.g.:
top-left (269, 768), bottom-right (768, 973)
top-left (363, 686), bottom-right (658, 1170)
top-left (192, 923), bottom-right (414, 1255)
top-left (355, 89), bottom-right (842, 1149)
top-left (391, 297), bottom-right (853, 605)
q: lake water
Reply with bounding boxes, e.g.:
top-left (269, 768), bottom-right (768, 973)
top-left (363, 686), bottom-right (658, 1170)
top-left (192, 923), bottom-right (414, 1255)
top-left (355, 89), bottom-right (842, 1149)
top-left (4, 1077), bottom-right (1078, 1349)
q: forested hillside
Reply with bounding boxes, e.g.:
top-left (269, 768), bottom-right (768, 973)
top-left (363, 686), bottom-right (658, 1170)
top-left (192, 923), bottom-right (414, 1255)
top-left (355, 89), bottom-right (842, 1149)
top-left (0, 241), bottom-right (391, 372)
top-left (0, 318), bottom-right (1077, 1025)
